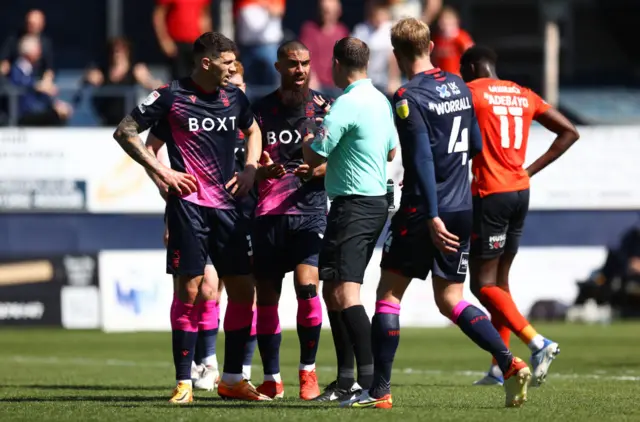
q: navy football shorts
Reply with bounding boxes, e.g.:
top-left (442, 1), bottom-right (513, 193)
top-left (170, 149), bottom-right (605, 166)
top-left (165, 195), bottom-right (252, 278)
top-left (380, 205), bottom-right (472, 282)
top-left (471, 189), bottom-right (529, 259)
top-left (252, 214), bottom-right (326, 280)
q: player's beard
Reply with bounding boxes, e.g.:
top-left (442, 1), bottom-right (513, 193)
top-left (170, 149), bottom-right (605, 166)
top-left (280, 77), bottom-right (310, 108)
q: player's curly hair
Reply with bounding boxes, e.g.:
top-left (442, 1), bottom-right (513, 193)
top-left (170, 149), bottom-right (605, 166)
top-left (193, 32), bottom-right (237, 58)
top-left (460, 46), bottom-right (498, 67)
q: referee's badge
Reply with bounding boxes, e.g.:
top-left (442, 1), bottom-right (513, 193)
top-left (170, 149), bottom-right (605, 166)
top-left (395, 99), bottom-right (409, 119)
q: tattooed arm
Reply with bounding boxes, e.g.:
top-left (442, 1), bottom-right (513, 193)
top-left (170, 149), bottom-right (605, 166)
top-left (113, 115), bottom-right (167, 176)
top-left (114, 86), bottom-right (198, 195)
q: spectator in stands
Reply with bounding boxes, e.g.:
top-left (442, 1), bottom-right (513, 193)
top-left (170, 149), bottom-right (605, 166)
top-left (85, 37), bottom-right (163, 126)
top-left (9, 35), bottom-right (71, 126)
top-left (384, 0), bottom-right (442, 24)
top-left (234, 0), bottom-right (284, 88)
top-left (153, 0), bottom-right (212, 80)
top-left (431, 6), bottom-right (474, 76)
top-left (0, 9), bottom-right (55, 95)
top-left (300, 0), bottom-right (349, 96)
top-left (352, 1), bottom-right (395, 98)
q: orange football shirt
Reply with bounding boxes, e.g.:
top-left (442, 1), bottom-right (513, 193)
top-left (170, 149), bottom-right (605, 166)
top-left (432, 30), bottom-right (474, 76)
top-left (467, 78), bottom-right (551, 197)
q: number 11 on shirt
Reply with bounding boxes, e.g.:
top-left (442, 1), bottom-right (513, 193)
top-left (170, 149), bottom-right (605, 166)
top-left (493, 106), bottom-right (523, 150)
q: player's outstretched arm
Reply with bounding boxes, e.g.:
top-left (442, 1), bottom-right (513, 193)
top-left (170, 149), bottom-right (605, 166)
top-left (304, 96), bottom-right (350, 168)
top-left (527, 108), bottom-right (580, 177)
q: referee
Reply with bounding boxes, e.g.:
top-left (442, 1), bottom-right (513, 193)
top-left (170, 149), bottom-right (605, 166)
top-left (302, 37), bottom-right (397, 400)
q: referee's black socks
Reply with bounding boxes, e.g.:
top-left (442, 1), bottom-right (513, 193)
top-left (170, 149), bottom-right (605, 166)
top-left (327, 310), bottom-right (355, 389)
top-left (341, 305), bottom-right (374, 390)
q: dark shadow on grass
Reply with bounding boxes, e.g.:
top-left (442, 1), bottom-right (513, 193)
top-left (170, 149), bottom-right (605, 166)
top-left (0, 396), bottom-right (162, 403)
top-left (0, 384), bottom-right (164, 391)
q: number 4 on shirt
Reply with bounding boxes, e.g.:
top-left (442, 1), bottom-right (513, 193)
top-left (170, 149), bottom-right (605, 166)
top-left (448, 115), bottom-right (469, 166)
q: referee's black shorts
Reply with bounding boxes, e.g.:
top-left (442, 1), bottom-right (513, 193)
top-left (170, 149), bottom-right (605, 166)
top-left (319, 195), bottom-right (388, 284)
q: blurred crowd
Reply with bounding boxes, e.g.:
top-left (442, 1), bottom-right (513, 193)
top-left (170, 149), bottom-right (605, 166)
top-left (0, 0), bottom-right (477, 127)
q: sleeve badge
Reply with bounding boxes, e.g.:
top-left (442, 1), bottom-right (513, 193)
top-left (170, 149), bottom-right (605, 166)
top-left (395, 99), bottom-right (409, 119)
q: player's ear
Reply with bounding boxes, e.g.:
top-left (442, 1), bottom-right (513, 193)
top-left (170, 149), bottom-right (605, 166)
top-left (428, 41), bottom-right (435, 56)
top-left (201, 57), bottom-right (210, 71)
top-left (274, 61), bottom-right (280, 73)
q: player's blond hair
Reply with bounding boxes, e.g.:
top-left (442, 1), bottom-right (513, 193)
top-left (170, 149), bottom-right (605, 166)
top-left (390, 17), bottom-right (431, 60)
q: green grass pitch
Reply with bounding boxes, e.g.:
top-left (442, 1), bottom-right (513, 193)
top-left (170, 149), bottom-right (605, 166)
top-left (0, 323), bottom-right (639, 421)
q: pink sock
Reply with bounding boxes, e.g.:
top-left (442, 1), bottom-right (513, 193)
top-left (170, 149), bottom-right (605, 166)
top-left (197, 300), bottom-right (219, 331)
top-left (171, 300), bottom-right (198, 332)
top-left (297, 296), bottom-right (322, 327)
top-left (224, 301), bottom-right (253, 332)
top-left (170, 293), bottom-right (178, 321)
top-left (450, 300), bottom-right (472, 323)
top-left (257, 305), bottom-right (281, 335)
top-left (375, 300), bottom-right (401, 315)
top-left (250, 305), bottom-right (257, 336)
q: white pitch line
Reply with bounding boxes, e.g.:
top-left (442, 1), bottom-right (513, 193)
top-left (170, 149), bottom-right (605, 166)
top-left (4, 355), bottom-right (640, 382)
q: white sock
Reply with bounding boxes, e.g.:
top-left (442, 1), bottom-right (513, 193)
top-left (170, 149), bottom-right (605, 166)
top-left (299, 363), bottom-right (316, 372)
top-left (264, 373), bottom-right (282, 383)
top-left (489, 364), bottom-right (503, 378)
top-left (202, 355), bottom-right (218, 368)
top-left (177, 379), bottom-right (192, 386)
top-left (222, 372), bottom-right (244, 384)
top-left (528, 334), bottom-right (546, 352)
top-left (242, 365), bottom-right (252, 380)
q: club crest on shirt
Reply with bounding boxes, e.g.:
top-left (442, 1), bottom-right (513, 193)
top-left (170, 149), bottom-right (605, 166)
top-left (395, 99), bottom-right (409, 119)
top-left (142, 90), bottom-right (160, 106)
top-left (220, 90), bottom-right (230, 107)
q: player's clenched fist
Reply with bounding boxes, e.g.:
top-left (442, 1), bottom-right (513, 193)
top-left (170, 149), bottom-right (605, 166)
top-left (158, 167), bottom-right (198, 196)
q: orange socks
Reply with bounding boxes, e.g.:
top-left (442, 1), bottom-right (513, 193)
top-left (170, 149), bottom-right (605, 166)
top-left (479, 285), bottom-right (537, 342)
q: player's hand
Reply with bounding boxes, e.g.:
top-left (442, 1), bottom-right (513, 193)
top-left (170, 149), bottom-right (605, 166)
top-left (427, 217), bottom-right (460, 254)
top-left (293, 164), bottom-right (313, 181)
top-left (233, 165), bottom-right (257, 197)
top-left (158, 168), bottom-right (198, 196)
top-left (258, 151), bottom-right (285, 180)
top-left (163, 223), bottom-right (169, 248)
top-left (313, 94), bottom-right (331, 113)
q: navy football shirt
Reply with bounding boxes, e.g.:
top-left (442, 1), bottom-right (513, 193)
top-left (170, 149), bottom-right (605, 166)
top-left (393, 68), bottom-right (482, 217)
top-left (131, 77), bottom-right (254, 210)
top-left (252, 90), bottom-right (332, 216)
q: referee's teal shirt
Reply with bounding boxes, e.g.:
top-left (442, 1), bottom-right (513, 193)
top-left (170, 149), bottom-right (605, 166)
top-left (310, 78), bottom-right (397, 200)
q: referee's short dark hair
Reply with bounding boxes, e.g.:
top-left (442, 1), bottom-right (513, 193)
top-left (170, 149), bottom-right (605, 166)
top-left (193, 32), bottom-right (237, 59)
top-left (333, 37), bottom-right (369, 71)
